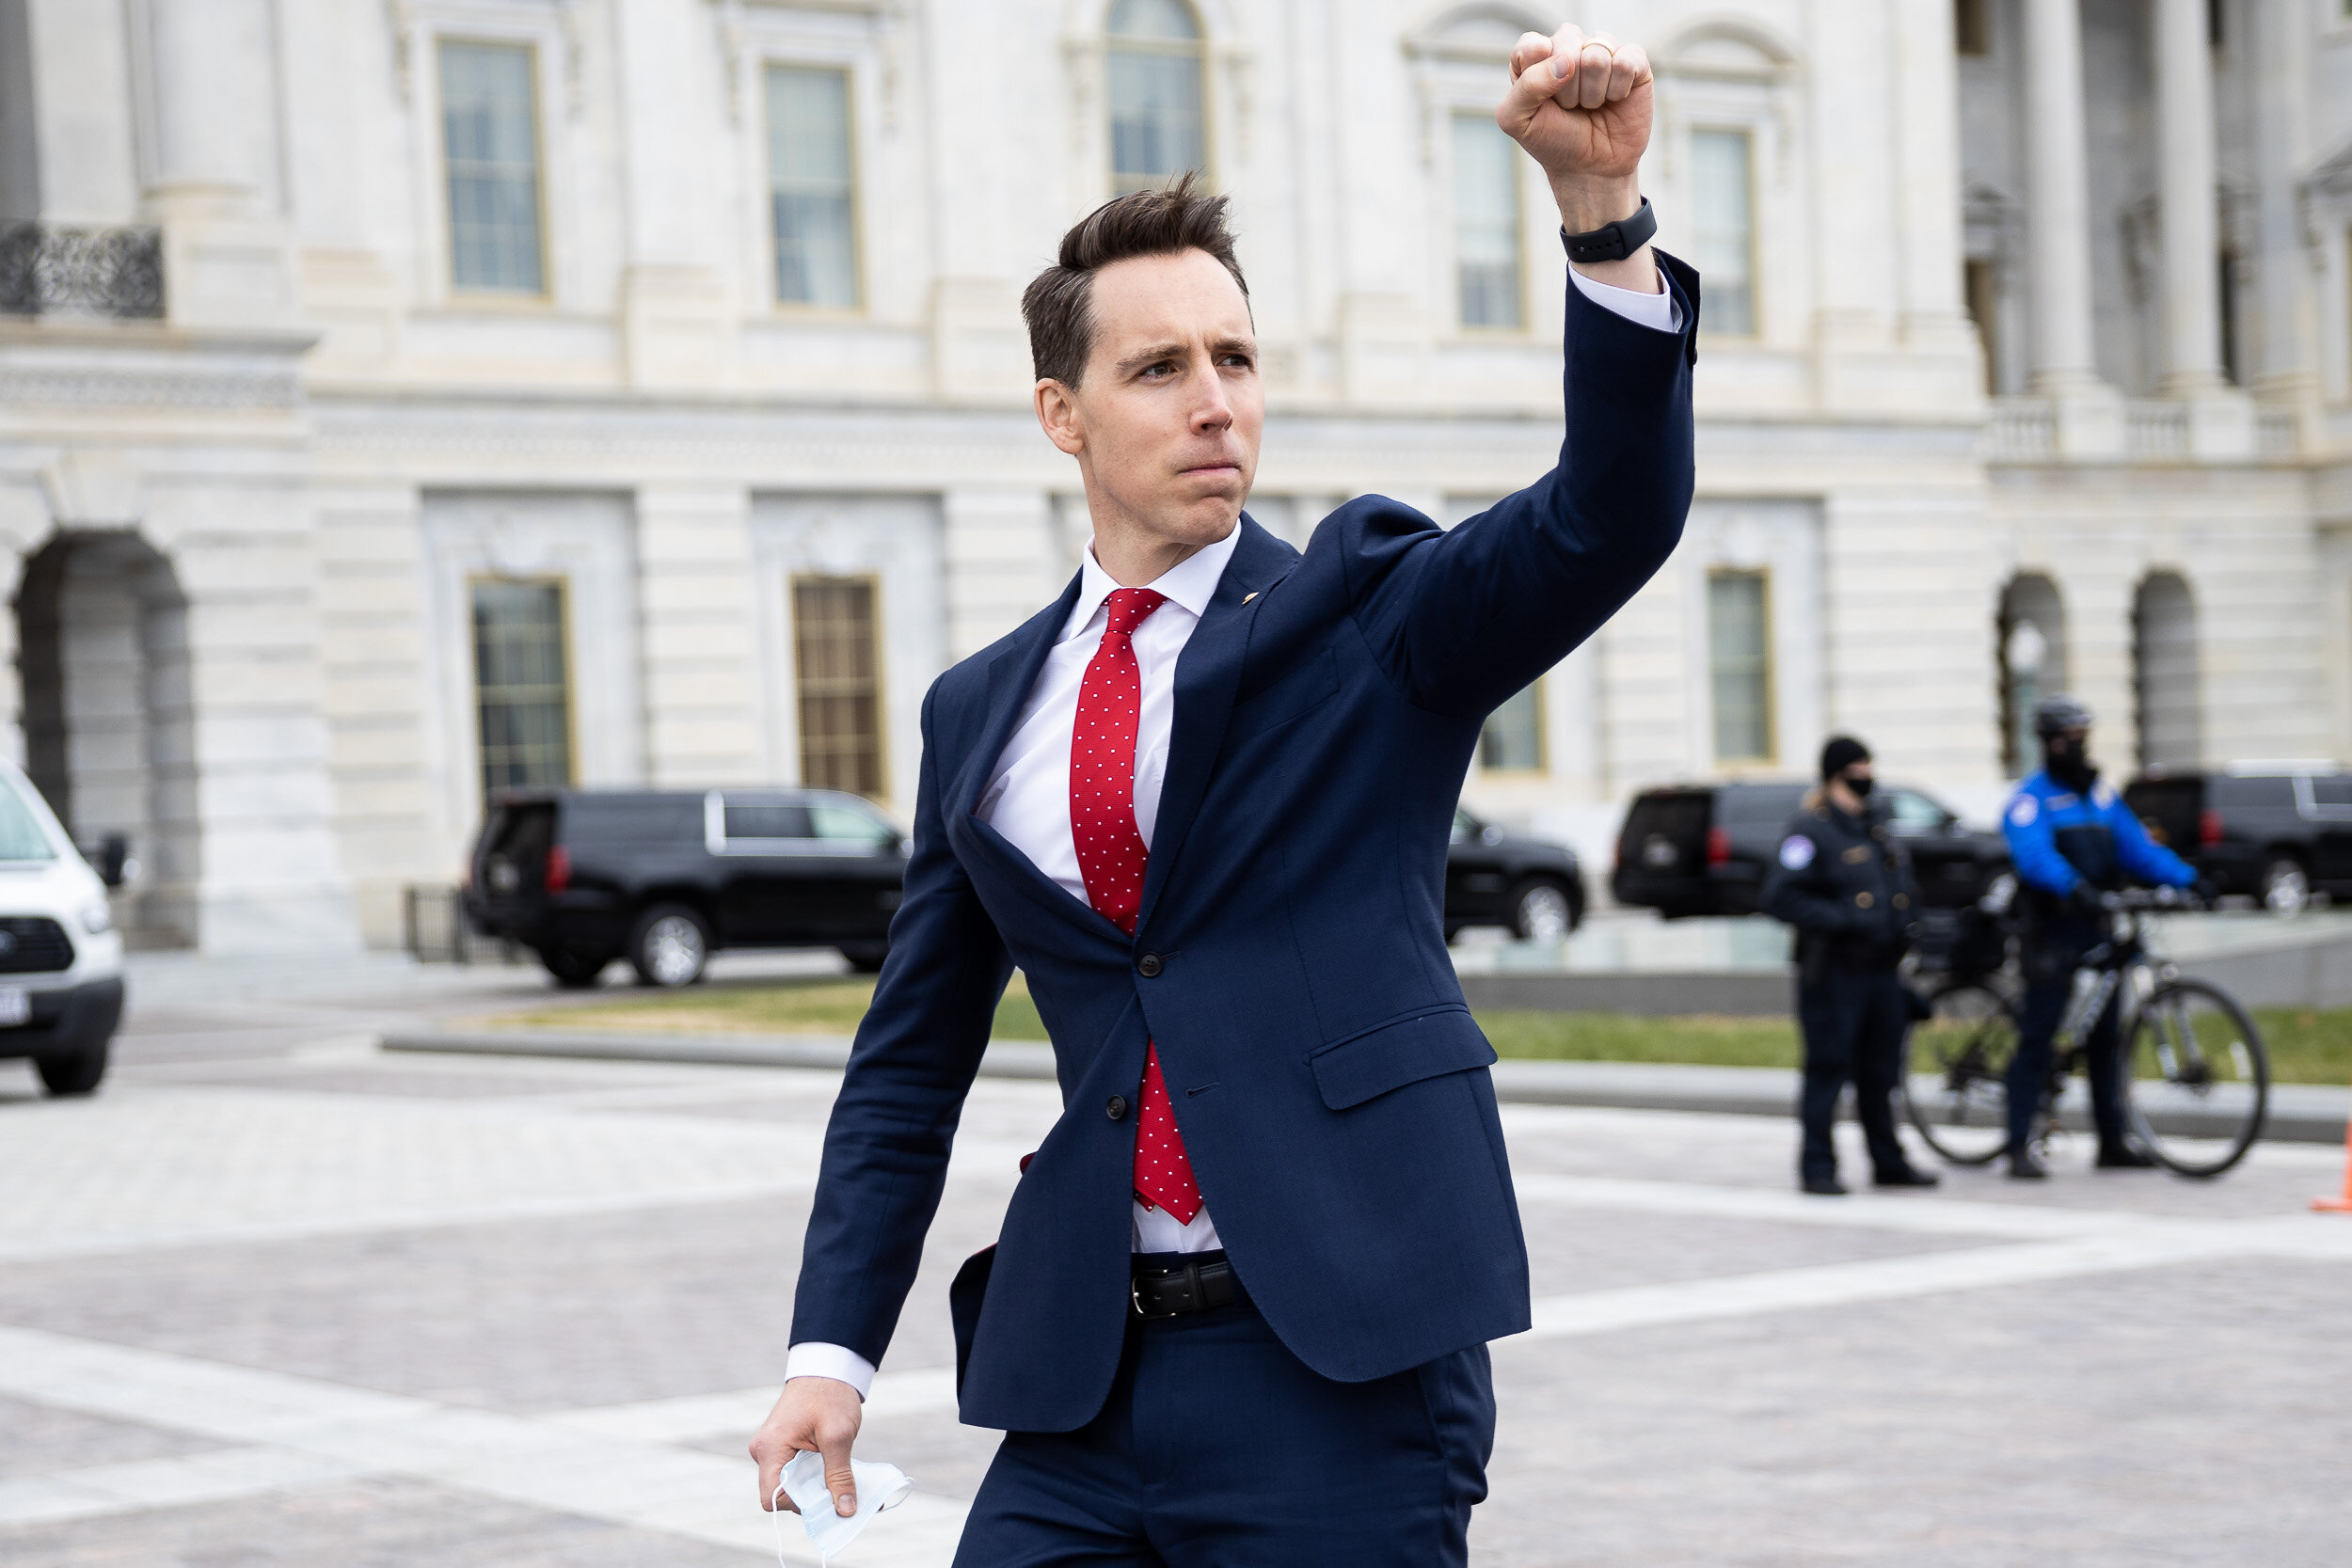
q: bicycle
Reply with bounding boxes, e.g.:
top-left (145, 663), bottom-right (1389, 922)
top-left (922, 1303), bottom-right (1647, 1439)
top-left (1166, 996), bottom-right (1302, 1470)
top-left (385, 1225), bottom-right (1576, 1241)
top-left (1904, 887), bottom-right (2270, 1178)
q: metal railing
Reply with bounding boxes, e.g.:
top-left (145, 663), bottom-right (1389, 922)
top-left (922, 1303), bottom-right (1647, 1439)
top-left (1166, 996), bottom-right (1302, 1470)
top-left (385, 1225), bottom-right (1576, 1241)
top-left (0, 223), bottom-right (165, 319)
top-left (402, 884), bottom-right (522, 966)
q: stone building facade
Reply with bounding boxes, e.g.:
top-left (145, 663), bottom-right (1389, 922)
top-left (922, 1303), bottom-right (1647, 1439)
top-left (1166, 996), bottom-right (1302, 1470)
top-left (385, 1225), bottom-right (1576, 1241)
top-left (0, 0), bottom-right (2346, 951)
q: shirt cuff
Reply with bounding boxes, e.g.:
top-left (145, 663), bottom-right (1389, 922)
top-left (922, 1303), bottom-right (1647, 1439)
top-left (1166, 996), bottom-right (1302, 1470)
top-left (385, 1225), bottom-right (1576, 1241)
top-left (1570, 263), bottom-right (1681, 334)
top-left (785, 1341), bottom-right (877, 1401)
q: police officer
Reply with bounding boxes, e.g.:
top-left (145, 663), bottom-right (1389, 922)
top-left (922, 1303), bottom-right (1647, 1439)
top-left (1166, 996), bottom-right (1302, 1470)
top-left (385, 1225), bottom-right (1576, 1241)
top-left (1765, 736), bottom-right (1940, 1196)
top-left (2000, 694), bottom-right (2197, 1179)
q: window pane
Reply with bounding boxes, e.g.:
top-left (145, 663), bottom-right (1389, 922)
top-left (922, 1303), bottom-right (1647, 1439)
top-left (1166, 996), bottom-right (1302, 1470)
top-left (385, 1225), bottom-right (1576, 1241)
top-left (1691, 130), bottom-right (1755, 336)
top-left (767, 66), bottom-right (859, 309)
top-left (441, 42), bottom-right (546, 294)
top-left (1107, 44), bottom-right (1204, 192)
top-left (471, 578), bottom-right (572, 801)
top-left (1708, 571), bottom-right (1772, 762)
top-left (1480, 683), bottom-right (1544, 772)
top-left (793, 577), bottom-right (884, 798)
top-left (1453, 114), bottom-right (1522, 330)
top-left (1108, 0), bottom-right (1200, 40)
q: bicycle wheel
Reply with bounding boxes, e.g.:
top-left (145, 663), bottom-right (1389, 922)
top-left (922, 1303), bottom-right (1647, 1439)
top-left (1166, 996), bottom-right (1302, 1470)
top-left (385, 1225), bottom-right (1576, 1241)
top-left (2122, 979), bottom-right (2269, 1178)
top-left (1904, 982), bottom-right (2017, 1166)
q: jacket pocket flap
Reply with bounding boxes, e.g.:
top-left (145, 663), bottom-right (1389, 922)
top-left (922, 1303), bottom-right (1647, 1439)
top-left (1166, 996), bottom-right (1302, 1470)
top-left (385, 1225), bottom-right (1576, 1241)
top-left (1308, 1006), bottom-right (1498, 1110)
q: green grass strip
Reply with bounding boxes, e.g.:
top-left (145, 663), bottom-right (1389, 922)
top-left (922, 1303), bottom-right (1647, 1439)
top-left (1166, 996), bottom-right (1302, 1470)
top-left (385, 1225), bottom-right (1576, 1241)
top-left (488, 979), bottom-right (2352, 1086)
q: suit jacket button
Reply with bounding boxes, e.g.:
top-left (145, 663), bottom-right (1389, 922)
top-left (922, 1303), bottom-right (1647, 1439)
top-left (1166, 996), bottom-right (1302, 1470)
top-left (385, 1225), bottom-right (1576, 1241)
top-left (1854, 892), bottom-right (1875, 909)
top-left (1106, 1095), bottom-right (1129, 1121)
top-left (1136, 953), bottom-right (1164, 977)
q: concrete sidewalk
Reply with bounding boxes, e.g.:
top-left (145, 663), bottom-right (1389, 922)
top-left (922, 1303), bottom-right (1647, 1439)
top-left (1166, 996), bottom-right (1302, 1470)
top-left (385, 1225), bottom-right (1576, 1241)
top-left (381, 1026), bottom-right (2352, 1147)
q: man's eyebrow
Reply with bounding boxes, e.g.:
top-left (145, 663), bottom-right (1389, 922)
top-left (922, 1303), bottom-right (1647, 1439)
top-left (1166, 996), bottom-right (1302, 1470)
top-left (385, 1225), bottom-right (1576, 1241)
top-left (1114, 342), bottom-right (1186, 374)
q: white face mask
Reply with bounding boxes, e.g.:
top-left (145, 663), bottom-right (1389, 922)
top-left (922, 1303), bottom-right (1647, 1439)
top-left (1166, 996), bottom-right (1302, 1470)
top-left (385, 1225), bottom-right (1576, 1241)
top-left (772, 1450), bottom-right (914, 1565)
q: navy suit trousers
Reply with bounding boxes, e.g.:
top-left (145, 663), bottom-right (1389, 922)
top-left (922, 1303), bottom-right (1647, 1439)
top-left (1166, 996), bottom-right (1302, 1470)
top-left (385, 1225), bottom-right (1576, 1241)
top-left (954, 1267), bottom-right (1494, 1567)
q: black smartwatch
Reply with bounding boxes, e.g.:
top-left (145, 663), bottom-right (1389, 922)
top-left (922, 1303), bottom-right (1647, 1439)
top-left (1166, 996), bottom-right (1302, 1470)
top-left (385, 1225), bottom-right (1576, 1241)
top-left (1561, 197), bottom-right (1656, 264)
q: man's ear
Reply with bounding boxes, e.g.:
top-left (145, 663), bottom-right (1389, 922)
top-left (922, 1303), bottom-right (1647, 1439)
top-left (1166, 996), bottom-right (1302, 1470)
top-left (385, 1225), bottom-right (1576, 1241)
top-left (1034, 379), bottom-right (1086, 457)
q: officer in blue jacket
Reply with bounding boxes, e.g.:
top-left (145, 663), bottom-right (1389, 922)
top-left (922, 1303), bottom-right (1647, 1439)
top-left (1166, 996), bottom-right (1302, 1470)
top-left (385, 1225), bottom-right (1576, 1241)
top-left (2000, 694), bottom-right (2196, 1178)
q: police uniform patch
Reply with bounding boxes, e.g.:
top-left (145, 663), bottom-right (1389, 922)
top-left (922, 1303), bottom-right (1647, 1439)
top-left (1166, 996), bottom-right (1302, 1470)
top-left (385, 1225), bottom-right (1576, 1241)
top-left (1778, 835), bottom-right (1816, 870)
top-left (2009, 794), bottom-right (2038, 827)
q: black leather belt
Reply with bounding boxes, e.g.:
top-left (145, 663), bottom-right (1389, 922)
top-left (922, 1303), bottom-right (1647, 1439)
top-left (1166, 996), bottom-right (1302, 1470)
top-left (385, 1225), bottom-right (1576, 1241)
top-left (1130, 1252), bottom-right (1249, 1321)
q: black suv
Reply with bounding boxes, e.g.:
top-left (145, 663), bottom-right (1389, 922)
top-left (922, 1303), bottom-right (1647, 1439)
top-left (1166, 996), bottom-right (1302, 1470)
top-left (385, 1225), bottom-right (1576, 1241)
top-left (1611, 780), bottom-right (2010, 919)
top-left (465, 788), bottom-right (906, 987)
top-left (1445, 807), bottom-right (1586, 942)
top-left (2125, 766), bottom-right (2352, 915)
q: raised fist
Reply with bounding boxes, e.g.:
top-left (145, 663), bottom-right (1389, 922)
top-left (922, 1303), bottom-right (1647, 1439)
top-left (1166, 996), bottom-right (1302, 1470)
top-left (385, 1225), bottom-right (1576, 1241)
top-left (1497, 25), bottom-right (1653, 227)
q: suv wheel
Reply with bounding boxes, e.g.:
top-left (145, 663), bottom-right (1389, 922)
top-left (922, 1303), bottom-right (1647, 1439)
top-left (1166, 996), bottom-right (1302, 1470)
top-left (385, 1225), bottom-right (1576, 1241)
top-left (2260, 856), bottom-right (2310, 918)
top-left (630, 905), bottom-right (710, 988)
top-left (36, 1040), bottom-right (108, 1097)
top-left (1510, 879), bottom-right (1578, 943)
top-left (835, 941), bottom-right (889, 974)
top-left (539, 946), bottom-right (609, 989)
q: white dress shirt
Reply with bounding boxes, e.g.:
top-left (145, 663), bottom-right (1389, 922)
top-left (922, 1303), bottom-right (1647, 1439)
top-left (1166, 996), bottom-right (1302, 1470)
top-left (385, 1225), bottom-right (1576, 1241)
top-left (978, 524), bottom-right (1242, 1258)
top-left (785, 262), bottom-right (1677, 1399)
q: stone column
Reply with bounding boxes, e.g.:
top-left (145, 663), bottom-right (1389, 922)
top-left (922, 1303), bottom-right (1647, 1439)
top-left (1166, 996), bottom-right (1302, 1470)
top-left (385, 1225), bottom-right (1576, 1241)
top-left (942, 489), bottom-right (1057, 662)
top-left (2021, 0), bottom-right (2097, 388)
top-left (2020, 0), bottom-right (2119, 452)
top-left (139, 0), bottom-right (297, 325)
top-left (2152, 0), bottom-right (2223, 392)
top-left (636, 485), bottom-right (764, 786)
top-left (2247, 0), bottom-right (2318, 436)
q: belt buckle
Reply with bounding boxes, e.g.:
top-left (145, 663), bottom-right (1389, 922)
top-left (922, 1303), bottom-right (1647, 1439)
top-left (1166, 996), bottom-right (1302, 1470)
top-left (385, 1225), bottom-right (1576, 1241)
top-left (1130, 1263), bottom-right (1194, 1321)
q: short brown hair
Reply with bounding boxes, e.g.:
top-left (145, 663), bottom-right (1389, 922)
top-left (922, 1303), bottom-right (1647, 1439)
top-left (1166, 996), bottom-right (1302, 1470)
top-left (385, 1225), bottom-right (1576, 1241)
top-left (1021, 174), bottom-right (1249, 388)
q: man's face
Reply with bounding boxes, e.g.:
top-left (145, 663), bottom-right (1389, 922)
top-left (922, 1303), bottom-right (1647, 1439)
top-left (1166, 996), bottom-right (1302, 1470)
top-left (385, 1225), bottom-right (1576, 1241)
top-left (2047, 726), bottom-right (2091, 766)
top-left (1035, 248), bottom-right (1263, 553)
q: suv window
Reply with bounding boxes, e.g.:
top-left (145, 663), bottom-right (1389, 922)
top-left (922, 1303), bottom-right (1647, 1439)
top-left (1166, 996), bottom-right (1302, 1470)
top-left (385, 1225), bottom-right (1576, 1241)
top-left (723, 802), bottom-right (813, 840)
top-left (2310, 775), bottom-right (2352, 810)
top-left (810, 802), bottom-right (895, 847)
top-left (1886, 789), bottom-right (1950, 832)
top-left (562, 796), bottom-right (702, 843)
top-left (2211, 776), bottom-right (2295, 809)
top-left (1719, 784), bottom-right (1807, 823)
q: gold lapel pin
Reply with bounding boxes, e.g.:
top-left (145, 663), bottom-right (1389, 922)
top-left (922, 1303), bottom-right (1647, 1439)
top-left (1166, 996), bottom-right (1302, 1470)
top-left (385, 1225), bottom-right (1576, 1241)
top-left (1242, 592), bottom-right (1259, 605)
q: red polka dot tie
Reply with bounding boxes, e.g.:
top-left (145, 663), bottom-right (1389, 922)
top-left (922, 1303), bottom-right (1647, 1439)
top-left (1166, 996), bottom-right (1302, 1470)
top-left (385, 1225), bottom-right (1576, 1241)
top-left (1071, 588), bottom-right (1201, 1226)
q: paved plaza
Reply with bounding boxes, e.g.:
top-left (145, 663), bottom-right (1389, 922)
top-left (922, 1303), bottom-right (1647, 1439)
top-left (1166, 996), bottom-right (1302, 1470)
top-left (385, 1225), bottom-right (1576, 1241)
top-left (2, 955), bottom-right (2347, 1565)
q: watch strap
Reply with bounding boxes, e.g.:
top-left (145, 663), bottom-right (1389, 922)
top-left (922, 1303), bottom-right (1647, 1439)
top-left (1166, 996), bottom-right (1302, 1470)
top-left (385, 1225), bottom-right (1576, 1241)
top-left (1561, 197), bottom-right (1656, 264)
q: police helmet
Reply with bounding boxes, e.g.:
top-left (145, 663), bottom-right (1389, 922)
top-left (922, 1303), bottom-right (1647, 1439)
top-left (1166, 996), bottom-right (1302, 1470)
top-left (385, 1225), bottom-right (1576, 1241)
top-left (2032, 693), bottom-right (2093, 738)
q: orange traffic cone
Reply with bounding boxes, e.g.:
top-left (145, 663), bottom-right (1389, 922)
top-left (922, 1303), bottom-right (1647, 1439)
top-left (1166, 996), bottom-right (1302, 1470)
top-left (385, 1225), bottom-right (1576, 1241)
top-left (2316, 1080), bottom-right (2352, 1212)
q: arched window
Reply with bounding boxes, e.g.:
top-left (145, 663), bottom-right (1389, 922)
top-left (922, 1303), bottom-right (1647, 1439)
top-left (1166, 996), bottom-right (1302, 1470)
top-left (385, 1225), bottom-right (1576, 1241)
top-left (1997, 574), bottom-right (2067, 777)
top-left (2134, 572), bottom-right (2201, 769)
top-left (1106, 0), bottom-right (1206, 194)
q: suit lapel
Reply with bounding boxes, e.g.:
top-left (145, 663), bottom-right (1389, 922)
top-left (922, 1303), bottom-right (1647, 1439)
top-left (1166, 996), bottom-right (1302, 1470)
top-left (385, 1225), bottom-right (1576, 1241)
top-left (1135, 517), bottom-right (1293, 935)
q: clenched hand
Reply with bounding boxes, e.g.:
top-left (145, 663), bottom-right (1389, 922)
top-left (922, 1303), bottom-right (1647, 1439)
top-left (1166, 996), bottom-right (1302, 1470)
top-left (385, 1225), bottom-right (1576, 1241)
top-left (750, 1375), bottom-right (863, 1518)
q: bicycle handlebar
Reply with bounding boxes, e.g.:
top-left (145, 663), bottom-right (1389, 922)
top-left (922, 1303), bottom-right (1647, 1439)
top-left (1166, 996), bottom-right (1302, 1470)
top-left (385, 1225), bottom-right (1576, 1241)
top-left (2097, 886), bottom-right (2211, 914)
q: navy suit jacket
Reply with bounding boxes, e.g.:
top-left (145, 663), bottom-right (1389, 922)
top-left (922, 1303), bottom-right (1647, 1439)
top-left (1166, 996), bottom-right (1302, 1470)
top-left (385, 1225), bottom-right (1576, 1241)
top-left (791, 256), bottom-right (1699, 1433)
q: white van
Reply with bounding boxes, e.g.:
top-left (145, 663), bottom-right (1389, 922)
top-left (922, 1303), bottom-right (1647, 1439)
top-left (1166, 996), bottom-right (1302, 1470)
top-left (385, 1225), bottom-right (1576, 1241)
top-left (0, 759), bottom-right (125, 1094)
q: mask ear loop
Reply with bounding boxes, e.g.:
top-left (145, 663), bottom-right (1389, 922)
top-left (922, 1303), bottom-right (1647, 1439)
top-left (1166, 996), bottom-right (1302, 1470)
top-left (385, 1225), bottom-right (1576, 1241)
top-left (771, 1478), bottom-right (819, 1568)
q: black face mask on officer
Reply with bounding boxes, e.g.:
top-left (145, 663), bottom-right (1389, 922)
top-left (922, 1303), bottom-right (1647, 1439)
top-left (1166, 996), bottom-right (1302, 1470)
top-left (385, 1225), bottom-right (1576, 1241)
top-left (2045, 731), bottom-right (2096, 792)
top-left (1838, 770), bottom-right (1875, 802)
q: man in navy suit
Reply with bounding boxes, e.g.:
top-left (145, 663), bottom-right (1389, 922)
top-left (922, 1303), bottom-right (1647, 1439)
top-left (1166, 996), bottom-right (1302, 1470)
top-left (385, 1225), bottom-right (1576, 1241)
top-left (755, 24), bottom-right (1695, 1564)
